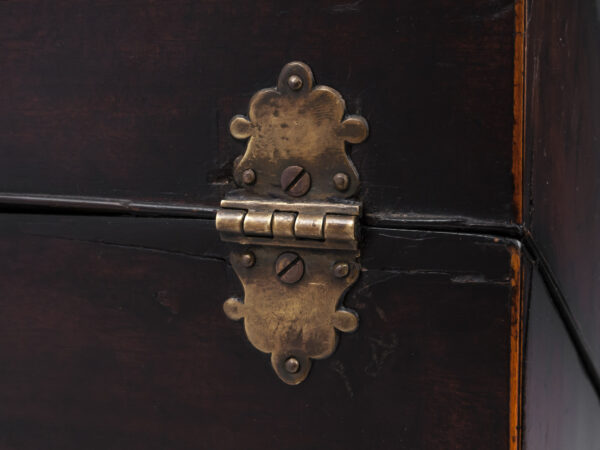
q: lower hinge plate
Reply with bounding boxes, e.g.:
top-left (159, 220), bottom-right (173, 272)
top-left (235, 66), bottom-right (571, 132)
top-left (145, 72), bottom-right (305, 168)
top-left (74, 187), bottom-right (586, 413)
top-left (223, 246), bottom-right (359, 385)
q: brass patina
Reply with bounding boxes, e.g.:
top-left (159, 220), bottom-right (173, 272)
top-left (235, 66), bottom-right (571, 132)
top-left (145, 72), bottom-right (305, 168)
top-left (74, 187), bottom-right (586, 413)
top-left (216, 61), bottom-right (368, 384)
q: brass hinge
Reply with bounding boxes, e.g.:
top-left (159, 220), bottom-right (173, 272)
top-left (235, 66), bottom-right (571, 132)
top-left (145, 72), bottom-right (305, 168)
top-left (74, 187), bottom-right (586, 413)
top-left (216, 61), bottom-right (368, 384)
top-left (217, 197), bottom-right (360, 250)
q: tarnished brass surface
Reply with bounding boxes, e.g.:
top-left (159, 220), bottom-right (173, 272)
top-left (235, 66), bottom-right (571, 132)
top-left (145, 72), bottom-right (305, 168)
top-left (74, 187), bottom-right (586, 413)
top-left (221, 196), bottom-right (361, 216)
top-left (216, 61), bottom-right (368, 384)
top-left (324, 215), bottom-right (359, 243)
top-left (216, 196), bottom-right (361, 250)
top-left (229, 61), bottom-right (368, 201)
top-left (272, 212), bottom-right (296, 238)
top-left (223, 247), bottom-right (359, 385)
top-left (243, 211), bottom-right (273, 236)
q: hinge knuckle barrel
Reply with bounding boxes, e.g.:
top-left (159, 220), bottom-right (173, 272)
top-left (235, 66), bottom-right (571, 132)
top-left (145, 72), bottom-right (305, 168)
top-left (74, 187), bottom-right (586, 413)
top-left (215, 209), bottom-right (246, 234)
top-left (216, 202), bottom-right (359, 249)
top-left (324, 214), bottom-right (358, 242)
top-left (294, 213), bottom-right (324, 240)
top-left (272, 212), bottom-right (296, 238)
top-left (243, 211), bottom-right (273, 237)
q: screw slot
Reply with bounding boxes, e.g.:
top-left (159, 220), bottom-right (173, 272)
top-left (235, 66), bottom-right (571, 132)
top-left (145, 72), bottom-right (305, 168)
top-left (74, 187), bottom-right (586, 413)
top-left (281, 165), bottom-right (311, 197)
top-left (275, 252), bottom-right (305, 284)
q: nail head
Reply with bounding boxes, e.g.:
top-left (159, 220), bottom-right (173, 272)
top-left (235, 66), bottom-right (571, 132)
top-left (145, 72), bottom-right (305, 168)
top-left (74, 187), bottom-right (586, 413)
top-left (241, 252), bottom-right (255, 268)
top-left (242, 168), bottom-right (256, 185)
top-left (285, 357), bottom-right (300, 373)
top-left (287, 75), bottom-right (303, 91)
top-left (333, 172), bottom-right (350, 191)
top-left (333, 262), bottom-right (350, 278)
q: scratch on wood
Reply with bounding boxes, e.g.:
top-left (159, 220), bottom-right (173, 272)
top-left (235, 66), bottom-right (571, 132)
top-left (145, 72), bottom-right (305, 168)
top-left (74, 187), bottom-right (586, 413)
top-left (23, 233), bottom-right (228, 264)
top-left (490, 3), bottom-right (515, 20)
top-left (375, 305), bottom-right (387, 322)
top-left (365, 334), bottom-right (398, 377)
top-left (450, 274), bottom-right (510, 285)
top-left (329, 0), bottom-right (362, 14)
top-left (155, 290), bottom-right (180, 315)
top-left (357, 269), bottom-right (458, 294)
top-left (376, 232), bottom-right (435, 241)
top-left (356, 271), bottom-right (401, 294)
top-left (330, 360), bottom-right (354, 398)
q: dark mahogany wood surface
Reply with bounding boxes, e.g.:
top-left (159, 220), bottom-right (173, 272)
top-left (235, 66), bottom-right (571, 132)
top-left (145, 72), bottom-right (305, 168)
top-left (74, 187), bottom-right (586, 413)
top-left (0, 215), bottom-right (516, 450)
top-left (523, 270), bottom-right (600, 449)
top-left (525, 0), bottom-right (600, 365)
top-left (0, 0), bottom-right (518, 224)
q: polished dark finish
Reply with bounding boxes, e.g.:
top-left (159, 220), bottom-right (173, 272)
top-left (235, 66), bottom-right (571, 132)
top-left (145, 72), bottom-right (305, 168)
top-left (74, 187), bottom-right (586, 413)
top-left (520, 1), bottom-right (600, 443)
top-left (523, 270), bottom-right (600, 449)
top-left (1, 0), bottom-right (599, 447)
top-left (0, 193), bottom-right (217, 219)
top-left (523, 233), bottom-right (600, 398)
top-left (0, 215), bottom-right (517, 449)
top-left (525, 0), bottom-right (600, 366)
top-left (0, 0), bottom-right (518, 223)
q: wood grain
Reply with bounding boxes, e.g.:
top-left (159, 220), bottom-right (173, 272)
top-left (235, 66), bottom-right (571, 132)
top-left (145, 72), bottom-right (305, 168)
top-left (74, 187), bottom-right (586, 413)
top-left (0, 0), bottom-right (518, 224)
top-left (510, 246), bottom-right (524, 450)
top-left (512, 0), bottom-right (525, 223)
top-left (523, 269), bottom-right (600, 449)
top-left (0, 215), bottom-right (517, 450)
top-left (525, 0), bottom-right (600, 365)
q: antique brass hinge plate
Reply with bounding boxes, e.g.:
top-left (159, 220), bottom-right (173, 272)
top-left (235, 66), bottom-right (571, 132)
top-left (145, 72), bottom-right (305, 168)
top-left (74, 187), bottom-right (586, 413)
top-left (216, 61), bottom-right (368, 385)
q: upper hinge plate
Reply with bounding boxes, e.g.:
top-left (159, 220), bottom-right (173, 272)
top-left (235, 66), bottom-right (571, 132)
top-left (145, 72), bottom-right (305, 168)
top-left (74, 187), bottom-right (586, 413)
top-left (216, 61), bottom-right (368, 384)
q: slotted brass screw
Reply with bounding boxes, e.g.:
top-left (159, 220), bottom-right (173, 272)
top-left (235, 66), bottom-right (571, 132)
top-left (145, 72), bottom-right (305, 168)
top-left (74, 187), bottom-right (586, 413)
top-left (280, 165), bottom-right (311, 197)
top-left (275, 252), bottom-right (304, 284)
